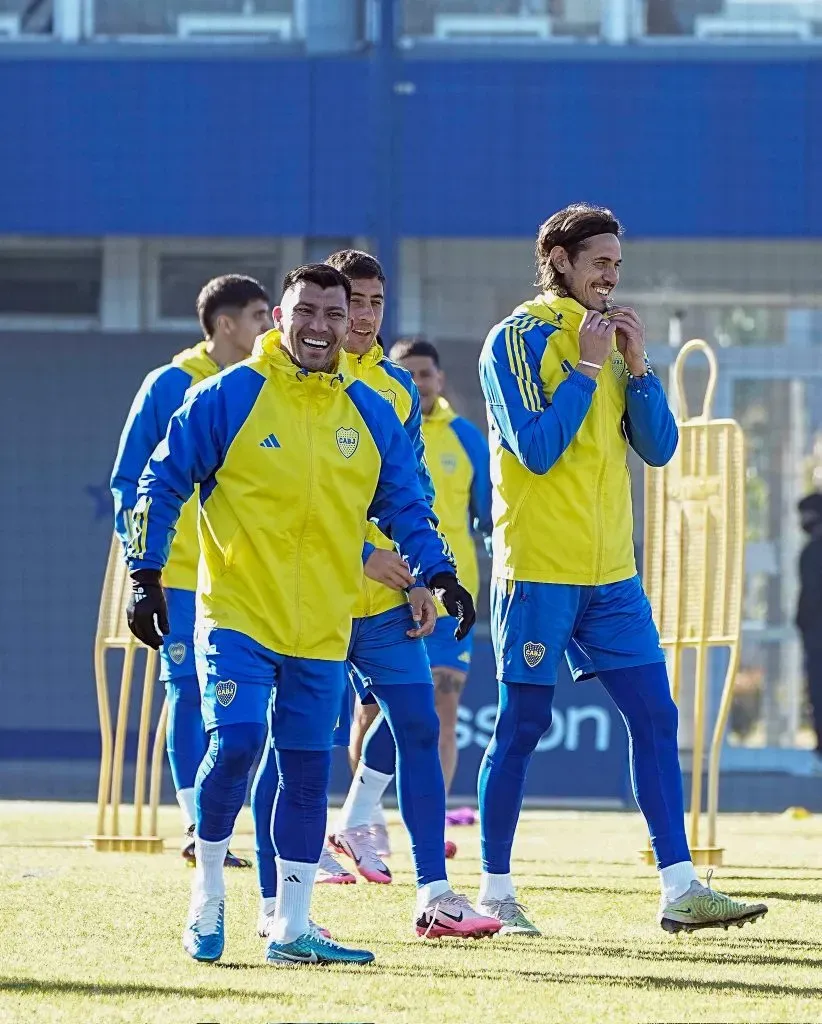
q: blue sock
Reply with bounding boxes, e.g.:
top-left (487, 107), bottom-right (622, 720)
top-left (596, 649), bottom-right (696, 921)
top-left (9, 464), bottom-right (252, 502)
top-left (271, 748), bottom-right (332, 863)
top-left (361, 712), bottom-right (397, 776)
top-left (478, 681), bottom-right (554, 874)
top-left (195, 722), bottom-right (266, 842)
top-left (597, 662), bottom-right (690, 868)
top-left (370, 682), bottom-right (445, 886)
top-left (250, 728), bottom-right (278, 898)
top-left (164, 675), bottom-right (207, 792)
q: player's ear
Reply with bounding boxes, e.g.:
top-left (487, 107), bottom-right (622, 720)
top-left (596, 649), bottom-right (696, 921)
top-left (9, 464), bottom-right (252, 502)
top-left (549, 245), bottom-right (568, 273)
top-left (272, 305), bottom-right (284, 329)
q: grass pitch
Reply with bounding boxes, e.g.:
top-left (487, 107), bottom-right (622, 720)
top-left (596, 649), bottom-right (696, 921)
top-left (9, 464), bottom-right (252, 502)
top-left (2, 802), bottom-right (821, 1024)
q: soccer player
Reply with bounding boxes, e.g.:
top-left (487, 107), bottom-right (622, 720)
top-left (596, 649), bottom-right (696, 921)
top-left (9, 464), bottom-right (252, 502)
top-left (476, 203), bottom-right (768, 935)
top-left (110, 274), bottom-right (272, 866)
top-left (330, 337), bottom-right (491, 848)
top-left (251, 251), bottom-right (500, 942)
top-left (125, 263), bottom-right (483, 967)
top-left (391, 338), bottom-right (491, 791)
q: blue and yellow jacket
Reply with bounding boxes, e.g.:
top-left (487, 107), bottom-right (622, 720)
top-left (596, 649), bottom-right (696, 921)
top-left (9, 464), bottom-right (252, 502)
top-left (423, 397), bottom-right (491, 606)
top-left (479, 293), bottom-right (678, 586)
top-left (111, 342), bottom-right (220, 592)
top-left (128, 330), bottom-right (455, 661)
top-left (341, 342), bottom-right (434, 619)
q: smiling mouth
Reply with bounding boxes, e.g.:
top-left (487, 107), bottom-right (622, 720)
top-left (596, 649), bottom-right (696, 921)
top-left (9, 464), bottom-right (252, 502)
top-left (302, 337), bottom-right (330, 351)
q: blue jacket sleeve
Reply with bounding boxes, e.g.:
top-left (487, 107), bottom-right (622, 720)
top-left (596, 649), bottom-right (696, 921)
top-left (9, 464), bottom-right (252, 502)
top-left (450, 417), bottom-right (493, 538)
top-left (349, 385), bottom-right (455, 584)
top-left (403, 380), bottom-right (436, 507)
top-left (127, 381), bottom-right (228, 571)
top-left (110, 365), bottom-right (192, 548)
top-left (479, 323), bottom-right (596, 475)
top-left (623, 373), bottom-right (679, 467)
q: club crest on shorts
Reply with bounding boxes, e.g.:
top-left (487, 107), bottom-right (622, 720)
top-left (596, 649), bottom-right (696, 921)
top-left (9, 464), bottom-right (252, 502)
top-left (167, 642), bottom-right (186, 665)
top-left (523, 641), bottom-right (546, 668)
top-left (336, 427), bottom-right (359, 459)
top-left (378, 388), bottom-right (397, 409)
top-left (215, 680), bottom-right (237, 707)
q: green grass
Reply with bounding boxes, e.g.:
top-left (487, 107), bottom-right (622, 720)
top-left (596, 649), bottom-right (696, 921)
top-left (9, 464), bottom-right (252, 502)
top-left (2, 802), bottom-right (821, 1024)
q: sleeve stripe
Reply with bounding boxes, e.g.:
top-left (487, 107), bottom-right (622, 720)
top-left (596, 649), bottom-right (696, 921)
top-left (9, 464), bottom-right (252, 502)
top-left (504, 325), bottom-right (534, 412)
top-left (505, 322), bottom-right (543, 413)
top-left (128, 498), bottom-right (151, 559)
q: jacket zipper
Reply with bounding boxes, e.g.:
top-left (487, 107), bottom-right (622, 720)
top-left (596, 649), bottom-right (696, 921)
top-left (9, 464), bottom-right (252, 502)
top-left (593, 392), bottom-right (607, 583)
top-left (293, 393), bottom-right (315, 651)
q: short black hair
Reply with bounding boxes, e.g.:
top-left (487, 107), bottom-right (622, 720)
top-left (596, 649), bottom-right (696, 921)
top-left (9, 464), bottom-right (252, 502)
top-left (389, 337), bottom-right (440, 368)
top-left (798, 492), bottom-right (822, 518)
top-left (196, 274), bottom-right (270, 337)
top-left (324, 249), bottom-right (386, 284)
top-left (281, 263), bottom-right (352, 304)
top-left (535, 203), bottom-right (623, 293)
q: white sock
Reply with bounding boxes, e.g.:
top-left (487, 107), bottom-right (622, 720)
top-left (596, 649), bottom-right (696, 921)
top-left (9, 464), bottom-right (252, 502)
top-left (194, 836), bottom-right (229, 899)
top-left (416, 879), bottom-right (451, 913)
top-left (176, 787), bottom-right (196, 831)
top-left (260, 896), bottom-right (277, 918)
top-left (371, 801), bottom-right (388, 829)
top-left (336, 763), bottom-right (393, 831)
top-left (660, 860), bottom-right (699, 903)
top-left (270, 858), bottom-right (318, 944)
top-left (479, 872), bottom-right (515, 904)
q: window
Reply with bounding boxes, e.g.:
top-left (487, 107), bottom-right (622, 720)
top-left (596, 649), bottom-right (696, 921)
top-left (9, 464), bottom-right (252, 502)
top-left (0, 241), bottom-right (102, 321)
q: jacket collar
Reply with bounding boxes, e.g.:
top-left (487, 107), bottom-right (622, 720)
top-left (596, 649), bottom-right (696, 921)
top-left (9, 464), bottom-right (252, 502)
top-left (424, 395), bottom-right (455, 425)
top-left (254, 329), bottom-right (344, 389)
top-left (341, 341), bottom-right (385, 376)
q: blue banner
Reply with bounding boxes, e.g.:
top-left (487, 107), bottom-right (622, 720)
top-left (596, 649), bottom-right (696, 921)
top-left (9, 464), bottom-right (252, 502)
top-left (330, 639), bottom-right (632, 807)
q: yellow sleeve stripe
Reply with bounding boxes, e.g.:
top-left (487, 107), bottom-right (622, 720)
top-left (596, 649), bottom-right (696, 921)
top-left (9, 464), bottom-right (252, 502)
top-left (129, 498), bottom-right (151, 559)
top-left (504, 323), bottom-right (542, 413)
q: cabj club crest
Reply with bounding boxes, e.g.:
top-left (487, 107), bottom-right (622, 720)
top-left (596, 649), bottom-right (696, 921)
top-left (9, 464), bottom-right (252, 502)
top-left (523, 641), bottom-right (546, 668)
top-left (215, 680), bottom-right (237, 707)
top-left (378, 388), bottom-right (397, 409)
top-left (336, 427), bottom-right (359, 459)
top-left (167, 642), bottom-right (186, 665)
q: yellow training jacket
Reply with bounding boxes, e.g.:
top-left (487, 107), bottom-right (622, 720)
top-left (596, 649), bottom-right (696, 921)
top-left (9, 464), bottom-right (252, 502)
top-left (422, 397), bottom-right (491, 606)
top-left (128, 331), bottom-right (454, 660)
top-left (111, 342), bottom-right (220, 591)
top-left (478, 293), bottom-right (678, 586)
top-left (341, 343), bottom-right (434, 619)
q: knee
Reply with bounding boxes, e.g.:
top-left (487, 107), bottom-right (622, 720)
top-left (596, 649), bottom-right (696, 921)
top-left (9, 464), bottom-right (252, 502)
top-left (211, 722), bottom-right (266, 775)
top-left (398, 705), bottom-right (440, 753)
top-left (276, 748), bottom-right (331, 803)
top-left (508, 710), bottom-right (553, 756)
top-left (493, 696), bottom-right (553, 759)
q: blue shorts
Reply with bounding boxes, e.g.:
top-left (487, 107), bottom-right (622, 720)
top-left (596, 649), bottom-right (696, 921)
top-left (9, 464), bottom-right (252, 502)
top-left (159, 587), bottom-right (197, 682)
top-left (491, 575), bottom-right (665, 686)
top-left (347, 604), bottom-right (432, 702)
top-left (194, 627), bottom-right (346, 750)
top-left (424, 615), bottom-right (474, 674)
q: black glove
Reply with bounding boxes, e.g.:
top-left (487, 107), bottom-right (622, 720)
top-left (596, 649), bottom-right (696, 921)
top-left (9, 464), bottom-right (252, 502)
top-left (429, 572), bottom-right (476, 642)
top-left (126, 569), bottom-right (169, 650)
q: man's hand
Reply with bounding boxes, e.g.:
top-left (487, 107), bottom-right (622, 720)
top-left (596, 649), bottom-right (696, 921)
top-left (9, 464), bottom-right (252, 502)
top-left (429, 573), bottom-right (476, 641)
top-left (365, 548), bottom-right (415, 591)
top-left (406, 587), bottom-right (437, 638)
top-left (577, 309), bottom-right (617, 378)
top-left (126, 569), bottom-right (169, 650)
top-left (608, 305), bottom-right (647, 375)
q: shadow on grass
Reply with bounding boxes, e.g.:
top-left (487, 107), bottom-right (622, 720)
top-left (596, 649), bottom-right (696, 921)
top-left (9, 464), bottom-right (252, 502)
top-left (372, 963), bottom-right (822, 998)
top-left (0, 975), bottom-right (341, 1000)
top-left (4, 952), bottom-right (820, 1002)
top-left (545, 935), bottom-right (822, 970)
